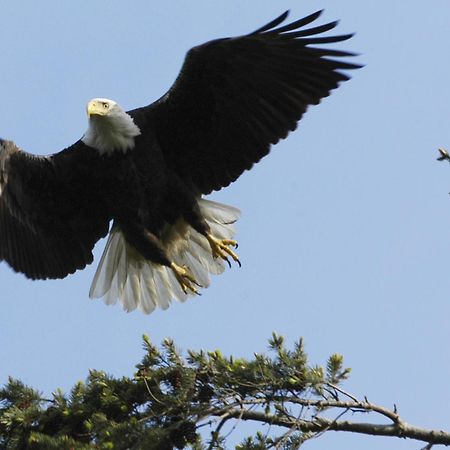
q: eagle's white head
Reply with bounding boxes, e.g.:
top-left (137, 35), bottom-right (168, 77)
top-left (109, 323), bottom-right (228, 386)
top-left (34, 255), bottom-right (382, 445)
top-left (82, 98), bottom-right (141, 155)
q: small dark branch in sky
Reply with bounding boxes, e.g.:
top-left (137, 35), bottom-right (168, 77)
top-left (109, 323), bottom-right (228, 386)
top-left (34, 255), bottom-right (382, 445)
top-left (437, 148), bottom-right (450, 162)
top-left (326, 382), bottom-right (359, 402)
top-left (421, 443), bottom-right (434, 450)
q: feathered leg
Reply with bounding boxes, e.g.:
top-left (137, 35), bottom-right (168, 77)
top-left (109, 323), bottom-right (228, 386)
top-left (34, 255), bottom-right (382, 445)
top-left (120, 221), bottom-right (201, 295)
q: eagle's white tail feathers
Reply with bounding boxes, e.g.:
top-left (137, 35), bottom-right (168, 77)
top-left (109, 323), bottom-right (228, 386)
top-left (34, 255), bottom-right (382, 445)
top-left (89, 198), bottom-right (240, 314)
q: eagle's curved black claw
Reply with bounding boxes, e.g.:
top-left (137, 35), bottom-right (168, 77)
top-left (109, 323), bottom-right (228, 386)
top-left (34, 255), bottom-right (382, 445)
top-left (206, 234), bottom-right (240, 268)
top-left (192, 278), bottom-right (203, 288)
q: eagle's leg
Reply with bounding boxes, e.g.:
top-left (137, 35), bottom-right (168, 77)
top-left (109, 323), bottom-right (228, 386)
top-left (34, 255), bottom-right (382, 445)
top-left (179, 197), bottom-right (241, 267)
top-left (206, 234), bottom-right (241, 268)
top-left (170, 178), bottom-right (241, 268)
top-left (170, 263), bottom-right (201, 295)
top-left (119, 220), bottom-right (202, 293)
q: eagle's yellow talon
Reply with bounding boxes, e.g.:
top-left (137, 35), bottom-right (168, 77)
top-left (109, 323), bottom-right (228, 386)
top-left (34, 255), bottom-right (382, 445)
top-left (170, 263), bottom-right (201, 295)
top-left (206, 235), bottom-right (241, 267)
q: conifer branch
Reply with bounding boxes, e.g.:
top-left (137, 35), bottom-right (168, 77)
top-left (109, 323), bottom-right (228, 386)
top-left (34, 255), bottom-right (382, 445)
top-left (203, 402), bottom-right (450, 447)
top-left (1, 335), bottom-right (449, 449)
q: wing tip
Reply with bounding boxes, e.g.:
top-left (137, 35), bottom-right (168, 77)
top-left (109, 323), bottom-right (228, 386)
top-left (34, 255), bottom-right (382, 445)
top-left (250, 10), bottom-right (290, 35)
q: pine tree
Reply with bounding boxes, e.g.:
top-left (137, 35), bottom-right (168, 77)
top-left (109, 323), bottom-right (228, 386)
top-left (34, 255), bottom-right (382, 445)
top-left (1, 334), bottom-right (449, 449)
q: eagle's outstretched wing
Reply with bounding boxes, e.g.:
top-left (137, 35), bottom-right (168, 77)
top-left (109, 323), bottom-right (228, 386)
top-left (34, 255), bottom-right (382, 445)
top-left (0, 140), bottom-right (110, 279)
top-left (130, 10), bottom-right (361, 195)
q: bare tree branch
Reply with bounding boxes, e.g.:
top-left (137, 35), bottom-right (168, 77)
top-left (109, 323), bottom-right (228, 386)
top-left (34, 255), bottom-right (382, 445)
top-left (201, 400), bottom-right (450, 447)
top-left (437, 148), bottom-right (450, 162)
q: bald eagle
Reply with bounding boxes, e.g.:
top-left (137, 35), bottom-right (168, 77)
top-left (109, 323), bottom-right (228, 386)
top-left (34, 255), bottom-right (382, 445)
top-left (0, 10), bottom-right (360, 314)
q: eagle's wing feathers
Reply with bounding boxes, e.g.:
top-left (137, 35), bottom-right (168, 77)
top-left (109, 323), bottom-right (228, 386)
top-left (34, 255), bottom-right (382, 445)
top-left (0, 140), bottom-right (110, 279)
top-left (130, 10), bottom-right (360, 195)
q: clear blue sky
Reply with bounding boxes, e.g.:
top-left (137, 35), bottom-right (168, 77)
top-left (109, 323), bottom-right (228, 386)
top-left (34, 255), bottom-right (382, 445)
top-left (1, 1), bottom-right (449, 449)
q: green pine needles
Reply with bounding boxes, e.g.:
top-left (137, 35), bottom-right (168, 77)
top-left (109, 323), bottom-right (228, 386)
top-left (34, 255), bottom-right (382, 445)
top-left (2, 334), bottom-right (449, 449)
top-left (0, 334), bottom-right (350, 449)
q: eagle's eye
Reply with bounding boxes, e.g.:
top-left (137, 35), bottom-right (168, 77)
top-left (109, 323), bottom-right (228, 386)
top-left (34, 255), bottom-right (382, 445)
top-left (103, 103), bottom-right (109, 109)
